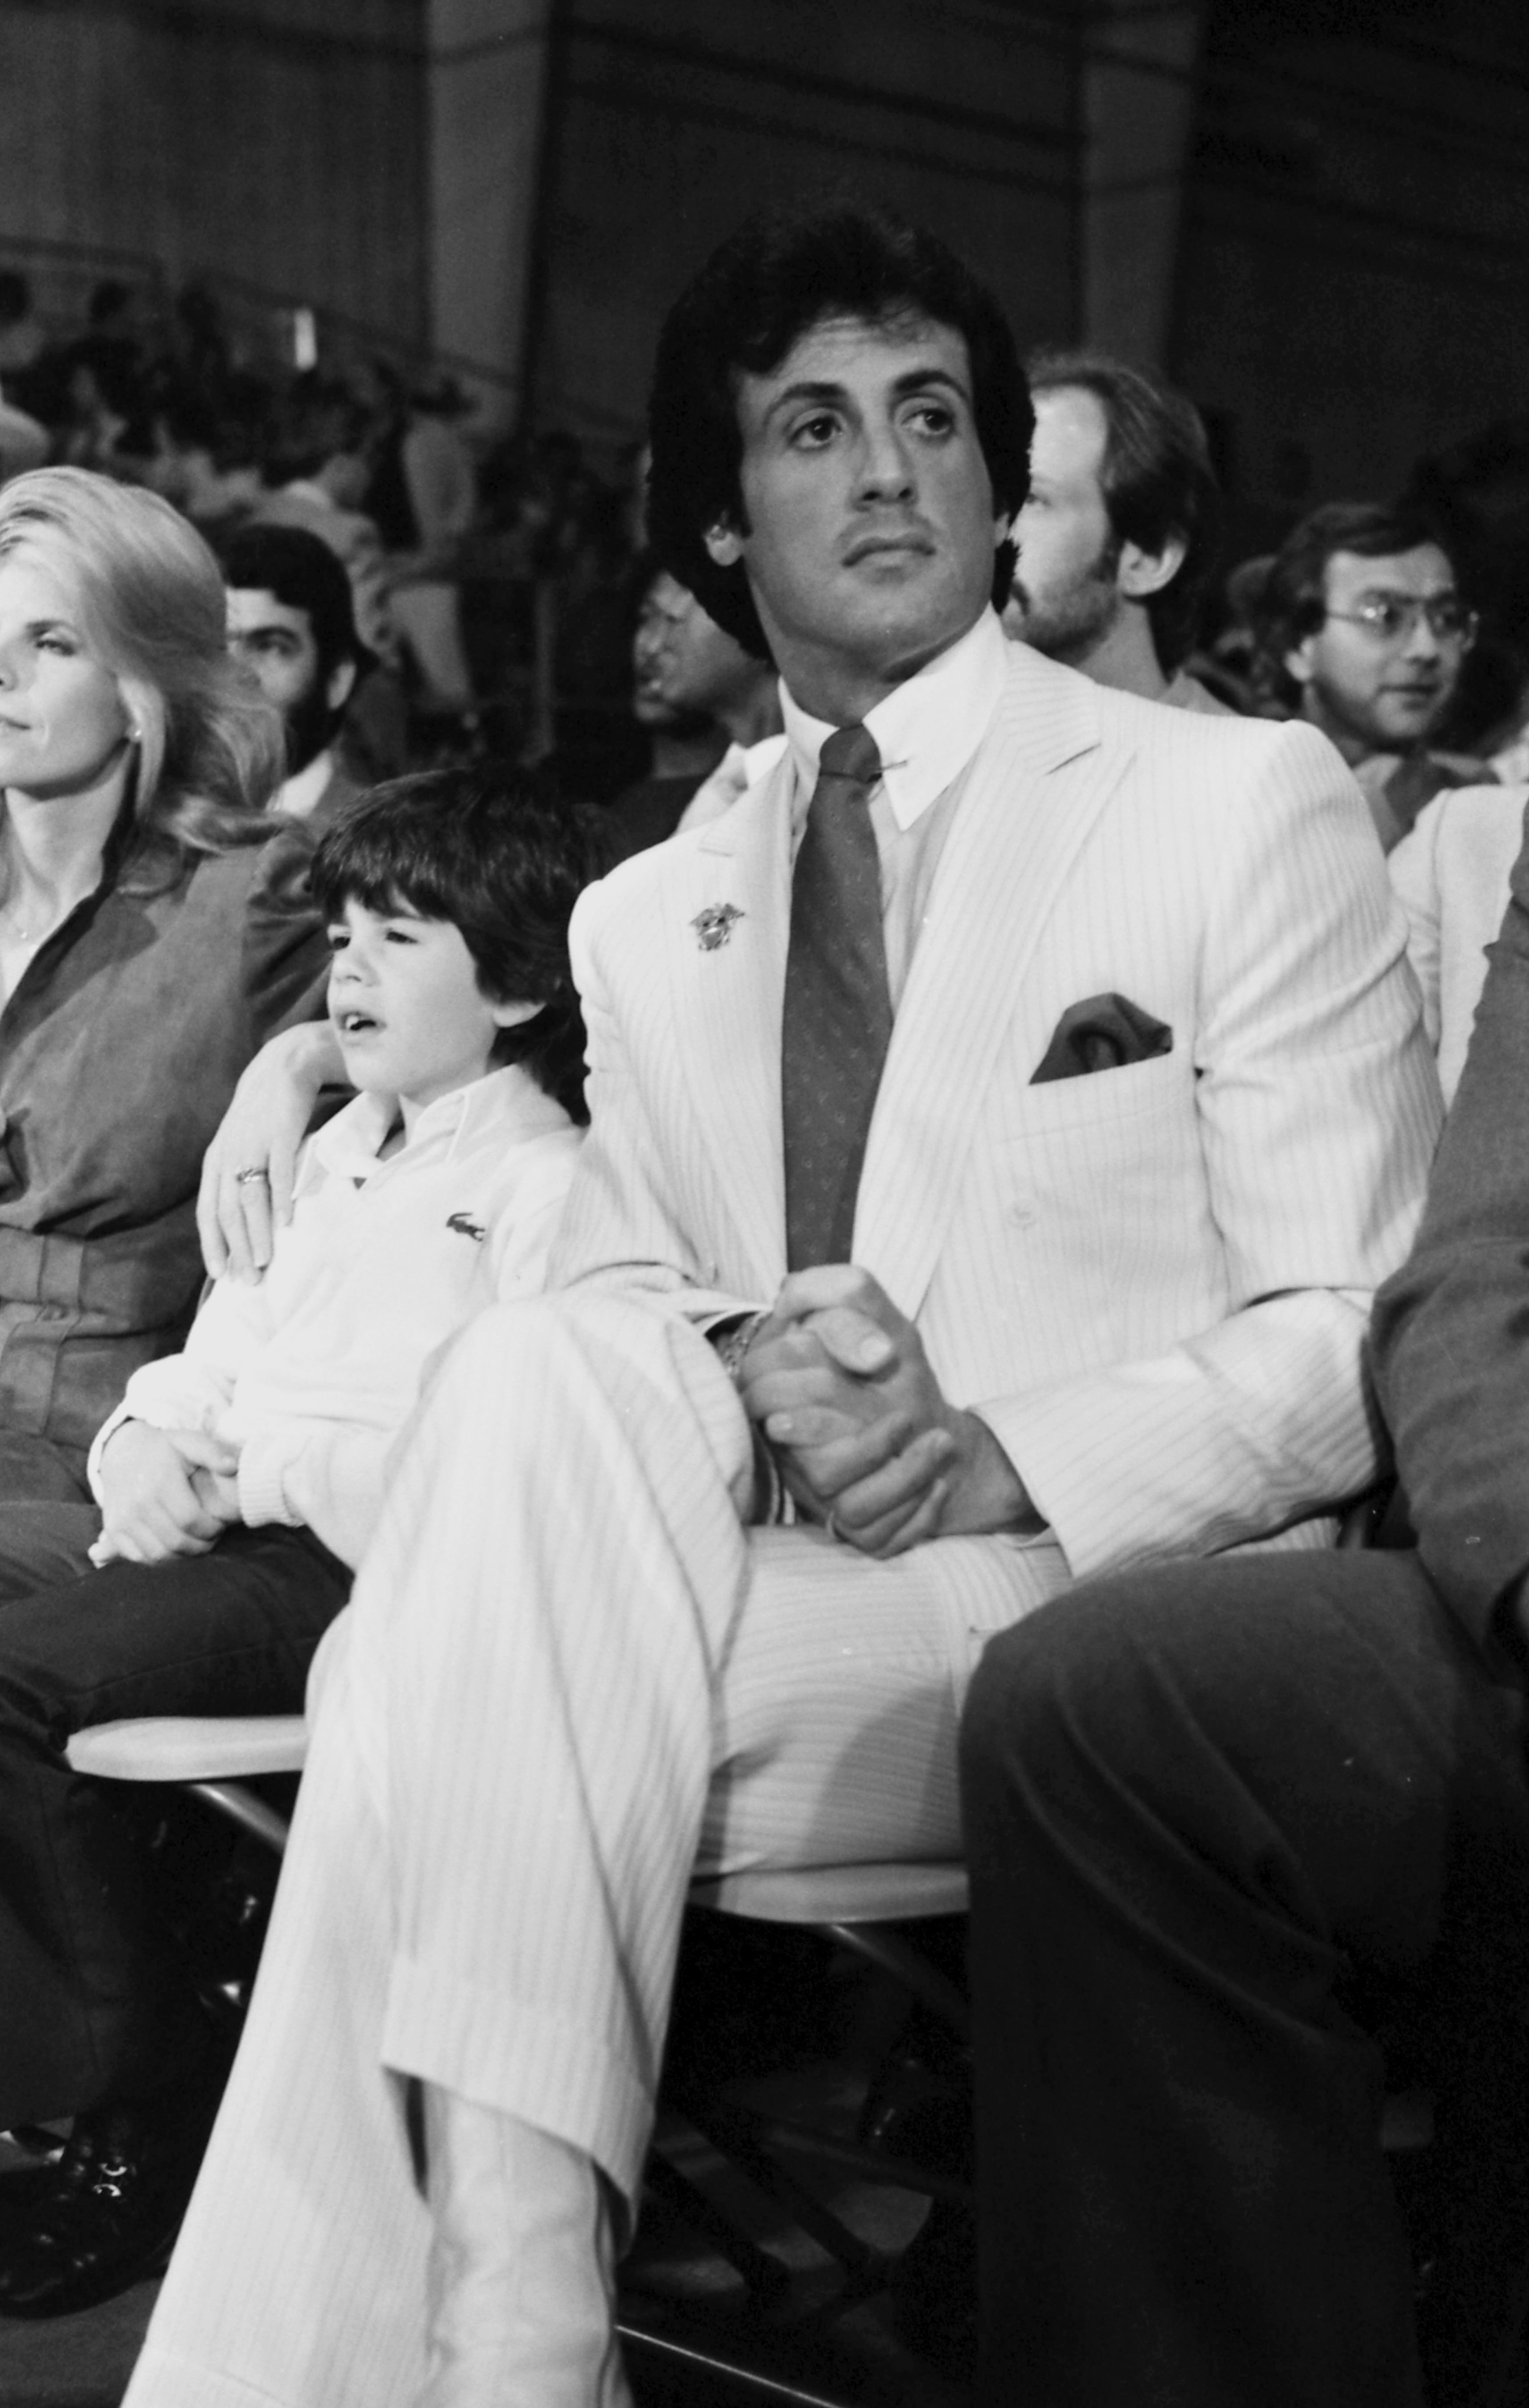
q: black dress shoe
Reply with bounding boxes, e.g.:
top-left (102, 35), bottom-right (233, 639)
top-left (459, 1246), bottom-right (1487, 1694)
top-left (0, 2068), bottom-right (226, 2318)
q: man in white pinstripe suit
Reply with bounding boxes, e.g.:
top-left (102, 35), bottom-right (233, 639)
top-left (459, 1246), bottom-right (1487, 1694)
top-left (126, 206), bottom-right (1440, 2408)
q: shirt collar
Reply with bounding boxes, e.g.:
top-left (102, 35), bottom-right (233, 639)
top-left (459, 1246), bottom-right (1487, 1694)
top-left (715, 732), bottom-right (789, 791)
top-left (275, 749), bottom-right (333, 821)
top-left (778, 608), bottom-right (1009, 833)
top-left (311, 1061), bottom-right (571, 1179)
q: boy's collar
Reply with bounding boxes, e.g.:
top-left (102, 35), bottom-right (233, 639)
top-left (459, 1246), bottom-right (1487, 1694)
top-left (314, 1062), bottom-right (570, 1172)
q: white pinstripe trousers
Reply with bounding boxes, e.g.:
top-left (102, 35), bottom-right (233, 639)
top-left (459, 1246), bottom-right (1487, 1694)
top-left (127, 1292), bottom-right (1072, 2408)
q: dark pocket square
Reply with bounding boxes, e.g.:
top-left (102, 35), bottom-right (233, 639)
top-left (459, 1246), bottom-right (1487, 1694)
top-left (1031, 993), bottom-right (1173, 1084)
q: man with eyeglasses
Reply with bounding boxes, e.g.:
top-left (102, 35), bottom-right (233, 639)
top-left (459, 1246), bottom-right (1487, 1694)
top-left (1261, 501), bottom-right (1482, 852)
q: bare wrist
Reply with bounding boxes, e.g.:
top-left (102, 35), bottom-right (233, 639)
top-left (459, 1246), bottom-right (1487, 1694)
top-left (286, 1020), bottom-right (343, 1089)
top-left (99, 1417), bottom-right (143, 1465)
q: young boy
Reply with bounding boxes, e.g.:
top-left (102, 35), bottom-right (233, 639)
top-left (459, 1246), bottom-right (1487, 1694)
top-left (0, 769), bottom-right (597, 2320)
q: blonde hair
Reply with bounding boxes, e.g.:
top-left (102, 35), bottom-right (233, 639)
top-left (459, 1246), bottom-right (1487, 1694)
top-left (0, 466), bottom-right (284, 862)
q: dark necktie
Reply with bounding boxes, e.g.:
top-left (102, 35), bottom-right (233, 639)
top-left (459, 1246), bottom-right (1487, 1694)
top-left (781, 722), bottom-right (892, 1269)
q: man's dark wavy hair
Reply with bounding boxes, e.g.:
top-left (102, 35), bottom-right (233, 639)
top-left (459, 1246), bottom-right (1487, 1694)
top-left (220, 522), bottom-right (371, 682)
top-left (647, 202), bottom-right (1033, 660)
top-left (312, 768), bottom-right (611, 1123)
top-left (1026, 350), bottom-right (1223, 674)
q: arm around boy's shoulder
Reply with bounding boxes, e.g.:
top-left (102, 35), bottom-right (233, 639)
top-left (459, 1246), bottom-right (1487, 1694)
top-left (239, 816), bottom-right (333, 1043)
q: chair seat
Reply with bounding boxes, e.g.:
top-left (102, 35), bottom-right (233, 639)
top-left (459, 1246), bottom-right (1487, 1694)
top-left (65, 1714), bottom-right (309, 1783)
top-left (688, 1861), bottom-right (967, 1925)
top-left (62, 1720), bottom-right (966, 1925)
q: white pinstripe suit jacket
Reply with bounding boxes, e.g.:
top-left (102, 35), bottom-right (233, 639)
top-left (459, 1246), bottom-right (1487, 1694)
top-left (555, 640), bottom-right (1442, 1583)
top-left (1388, 780), bottom-right (1528, 1104)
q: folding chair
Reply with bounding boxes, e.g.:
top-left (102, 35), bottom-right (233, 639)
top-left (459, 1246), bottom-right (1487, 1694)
top-left (63, 1715), bottom-right (974, 2404)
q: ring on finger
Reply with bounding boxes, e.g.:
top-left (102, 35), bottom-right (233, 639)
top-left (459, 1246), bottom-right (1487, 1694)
top-left (234, 1165), bottom-right (270, 1186)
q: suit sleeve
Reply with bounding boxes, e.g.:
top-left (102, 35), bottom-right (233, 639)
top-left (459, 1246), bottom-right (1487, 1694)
top-left (1386, 798), bottom-right (1445, 1057)
top-left (1372, 833), bottom-right (1529, 1681)
top-left (242, 820), bottom-right (332, 1039)
top-left (982, 722), bottom-right (1443, 1578)
top-left (546, 881), bottom-right (768, 1327)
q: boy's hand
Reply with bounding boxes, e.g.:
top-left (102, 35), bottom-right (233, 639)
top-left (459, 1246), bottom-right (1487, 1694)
top-left (93, 1423), bottom-right (242, 1567)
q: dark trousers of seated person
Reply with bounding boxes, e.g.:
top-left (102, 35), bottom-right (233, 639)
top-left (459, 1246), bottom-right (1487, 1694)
top-left (960, 1549), bottom-right (1529, 2408)
top-left (0, 1520), bottom-right (349, 2129)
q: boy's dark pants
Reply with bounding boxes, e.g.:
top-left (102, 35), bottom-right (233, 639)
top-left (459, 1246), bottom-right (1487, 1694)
top-left (0, 1518), bottom-right (349, 2125)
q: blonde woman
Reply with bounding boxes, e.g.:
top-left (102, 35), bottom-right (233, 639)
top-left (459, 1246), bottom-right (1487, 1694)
top-left (0, 467), bottom-right (327, 1549)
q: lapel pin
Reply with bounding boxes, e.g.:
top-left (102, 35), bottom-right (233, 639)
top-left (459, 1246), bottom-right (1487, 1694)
top-left (692, 903), bottom-right (744, 952)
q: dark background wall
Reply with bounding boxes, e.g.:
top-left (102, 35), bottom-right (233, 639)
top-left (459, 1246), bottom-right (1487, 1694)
top-left (0, 0), bottom-right (427, 342)
top-left (2, 0), bottom-right (1527, 565)
top-left (1176, 0), bottom-right (1529, 557)
top-left (528, 0), bottom-right (1078, 441)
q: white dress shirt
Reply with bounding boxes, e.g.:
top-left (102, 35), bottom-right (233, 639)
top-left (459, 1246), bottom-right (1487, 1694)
top-left (88, 1064), bottom-right (581, 1570)
top-left (778, 605), bottom-right (1010, 1006)
top-left (274, 748), bottom-right (335, 822)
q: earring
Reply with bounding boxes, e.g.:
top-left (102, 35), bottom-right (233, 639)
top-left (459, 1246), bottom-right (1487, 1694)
top-left (126, 724), bottom-right (142, 745)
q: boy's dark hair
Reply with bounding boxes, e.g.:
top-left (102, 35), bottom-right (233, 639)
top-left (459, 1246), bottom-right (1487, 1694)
top-left (1260, 500), bottom-right (1459, 696)
top-left (311, 770), bottom-right (609, 1123)
top-left (220, 522), bottom-right (372, 681)
top-left (1026, 350), bottom-right (1223, 674)
top-left (648, 202), bottom-right (1033, 660)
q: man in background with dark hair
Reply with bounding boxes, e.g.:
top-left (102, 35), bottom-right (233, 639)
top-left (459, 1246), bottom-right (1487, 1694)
top-left (1260, 498), bottom-right (1482, 849)
top-left (1004, 350), bottom-right (1228, 713)
top-left (128, 202), bottom-right (1435, 2408)
top-left (222, 523), bottom-right (371, 828)
top-left (607, 564), bottom-right (783, 857)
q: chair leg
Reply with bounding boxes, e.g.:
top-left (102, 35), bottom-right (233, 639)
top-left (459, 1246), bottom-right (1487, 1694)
top-left (186, 1778), bottom-right (291, 1855)
top-left (616, 2320), bottom-right (860, 2408)
top-left (820, 1921), bottom-right (969, 2041)
top-left (663, 2084), bottom-right (888, 2289)
top-left (639, 2147), bottom-right (790, 2304)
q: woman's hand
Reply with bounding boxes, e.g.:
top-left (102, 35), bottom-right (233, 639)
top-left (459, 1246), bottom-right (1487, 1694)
top-left (92, 1422), bottom-right (242, 1567)
top-left (197, 1021), bottom-right (343, 1282)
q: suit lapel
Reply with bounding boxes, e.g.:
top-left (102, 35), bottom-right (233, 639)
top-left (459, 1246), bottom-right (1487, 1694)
top-left (854, 651), bottom-right (1133, 1319)
top-left (661, 760), bottom-right (793, 1292)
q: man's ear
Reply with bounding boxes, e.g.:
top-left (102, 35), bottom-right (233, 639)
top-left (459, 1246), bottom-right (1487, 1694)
top-left (490, 996), bottom-right (545, 1031)
top-left (325, 657), bottom-right (358, 715)
top-left (1284, 634), bottom-right (1316, 689)
top-left (704, 519), bottom-right (745, 569)
top-left (1117, 532), bottom-right (1188, 602)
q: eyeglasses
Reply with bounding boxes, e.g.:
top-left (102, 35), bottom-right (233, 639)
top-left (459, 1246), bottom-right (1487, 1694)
top-left (1324, 596), bottom-right (1478, 646)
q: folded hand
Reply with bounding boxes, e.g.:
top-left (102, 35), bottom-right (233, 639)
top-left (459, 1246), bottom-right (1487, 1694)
top-left (740, 1266), bottom-right (1036, 1557)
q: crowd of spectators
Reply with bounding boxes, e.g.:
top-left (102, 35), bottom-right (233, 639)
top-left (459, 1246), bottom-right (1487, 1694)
top-left (0, 267), bottom-right (652, 792)
top-left (7, 262), bottom-right (1529, 839)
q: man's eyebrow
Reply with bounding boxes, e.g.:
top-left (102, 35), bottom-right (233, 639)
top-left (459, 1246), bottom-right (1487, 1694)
top-left (762, 379), bottom-right (849, 422)
top-left (888, 365), bottom-right (971, 402)
top-left (762, 364), bottom-right (971, 423)
top-left (1352, 580), bottom-right (1456, 600)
